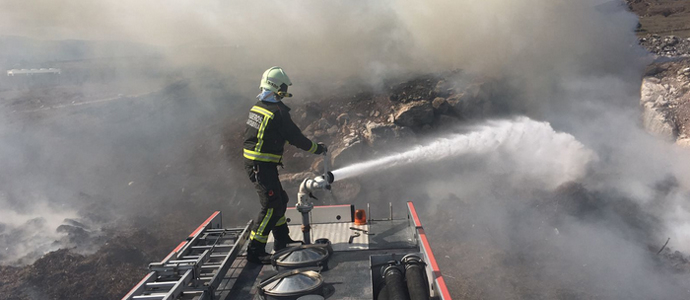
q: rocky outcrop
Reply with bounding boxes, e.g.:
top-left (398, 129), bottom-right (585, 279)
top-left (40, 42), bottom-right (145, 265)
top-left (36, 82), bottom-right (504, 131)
top-left (640, 59), bottom-right (690, 146)
top-left (283, 72), bottom-right (505, 179)
top-left (331, 135), bottom-right (366, 169)
top-left (639, 35), bottom-right (690, 57)
top-left (304, 116), bottom-right (338, 139)
top-left (281, 72), bottom-right (508, 181)
top-left (336, 113), bottom-right (350, 126)
top-left (363, 121), bottom-right (415, 148)
top-left (445, 81), bottom-right (496, 119)
top-left (640, 77), bottom-right (677, 141)
top-left (388, 75), bottom-right (439, 103)
top-left (386, 73), bottom-right (503, 130)
top-left (393, 101), bottom-right (434, 127)
top-left (432, 97), bottom-right (450, 115)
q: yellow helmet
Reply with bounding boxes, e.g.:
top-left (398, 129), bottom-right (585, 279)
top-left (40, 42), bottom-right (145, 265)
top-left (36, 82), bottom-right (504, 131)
top-left (260, 66), bottom-right (293, 98)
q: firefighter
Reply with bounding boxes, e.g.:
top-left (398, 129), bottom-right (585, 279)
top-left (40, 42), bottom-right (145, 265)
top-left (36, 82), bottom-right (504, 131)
top-left (243, 66), bottom-right (327, 264)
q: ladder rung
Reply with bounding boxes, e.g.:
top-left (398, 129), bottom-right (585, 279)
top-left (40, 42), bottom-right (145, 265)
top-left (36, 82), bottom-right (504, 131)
top-left (182, 291), bottom-right (204, 295)
top-left (187, 249), bottom-right (229, 255)
top-left (132, 294), bottom-right (165, 300)
top-left (145, 282), bottom-right (177, 288)
top-left (201, 235), bottom-right (236, 240)
top-left (191, 245), bottom-right (233, 250)
top-left (167, 259), bottom-right (199, 264)
top-left (179, 253), bottom-right (227, 260)
top-left (200, 264), bottom-right (221, 269)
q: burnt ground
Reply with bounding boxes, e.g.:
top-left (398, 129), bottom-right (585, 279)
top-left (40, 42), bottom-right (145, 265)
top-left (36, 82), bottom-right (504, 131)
top-left (2, 67), bottom-right (689, 299)
top-left (0, 68), bottom-right (259, 299)
top-left (3, 3), bottom-right (690, 299)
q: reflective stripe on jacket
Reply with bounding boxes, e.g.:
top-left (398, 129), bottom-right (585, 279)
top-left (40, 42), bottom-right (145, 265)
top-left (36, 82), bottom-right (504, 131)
top-left (243, 100), bottom-right (318, 163)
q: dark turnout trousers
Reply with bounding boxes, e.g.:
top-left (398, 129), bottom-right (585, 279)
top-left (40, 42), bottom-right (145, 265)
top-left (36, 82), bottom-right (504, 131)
top-left (244, 160), bottom-right (290, 252)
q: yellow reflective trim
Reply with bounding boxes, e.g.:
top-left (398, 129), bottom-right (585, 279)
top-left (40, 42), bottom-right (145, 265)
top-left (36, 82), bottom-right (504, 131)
top-left (251, 106), bottom-right (274, 152)
top-left (308, 141), bottom-right (318, 153)
top-left (243, 149), bottom-right (282, 163)
top-left (255, 115), bottom-right (271, 152)
top-left (256, 208), bottom-right (274, 237)
top-left (250, 231), bottom-right (268, 243)
top-left (251, 106), bottom-right (274, 119)
top-left (243, 149), bottom-right (281, 158)
top-left (276, 216), bottom-right (286, 226)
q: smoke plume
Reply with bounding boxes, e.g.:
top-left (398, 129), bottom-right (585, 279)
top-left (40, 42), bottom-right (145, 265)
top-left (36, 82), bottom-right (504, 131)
top-left (2, 0), bottom-right (690, 298)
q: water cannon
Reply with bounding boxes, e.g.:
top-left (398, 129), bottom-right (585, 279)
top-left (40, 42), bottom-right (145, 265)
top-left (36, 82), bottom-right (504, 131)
top-left (295, 150), bottom-right (334, 244)
top-left (296, 172), bottom-right (334, 204)
top-left (297, 149), bottom-right (334, 205)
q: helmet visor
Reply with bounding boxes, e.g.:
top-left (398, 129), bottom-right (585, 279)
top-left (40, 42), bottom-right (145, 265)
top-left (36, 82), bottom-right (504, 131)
top-left (277, 83), bottom-right (292, 98)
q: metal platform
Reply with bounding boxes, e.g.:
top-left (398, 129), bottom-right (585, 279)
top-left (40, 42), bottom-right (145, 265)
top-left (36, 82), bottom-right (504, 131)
top-left (122, 203), bottom-right (452, 300)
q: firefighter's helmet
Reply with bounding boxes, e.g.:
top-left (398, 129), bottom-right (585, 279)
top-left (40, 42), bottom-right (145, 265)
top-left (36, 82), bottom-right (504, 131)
top-left (260, 67), bottom-right (292, 98)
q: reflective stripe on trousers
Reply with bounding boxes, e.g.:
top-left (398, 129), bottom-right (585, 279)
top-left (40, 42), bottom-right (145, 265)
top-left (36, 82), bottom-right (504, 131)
top-left (243, 149), bottom-right (282, 163)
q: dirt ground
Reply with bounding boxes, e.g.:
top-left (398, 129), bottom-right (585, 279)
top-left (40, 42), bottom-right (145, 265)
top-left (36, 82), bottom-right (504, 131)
top-left (629, 0), bottom-right (690, 37)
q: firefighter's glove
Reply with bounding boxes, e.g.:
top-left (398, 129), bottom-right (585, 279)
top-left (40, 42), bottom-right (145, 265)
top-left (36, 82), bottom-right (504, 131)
top-left (315, 143), bottom-right (328, 155)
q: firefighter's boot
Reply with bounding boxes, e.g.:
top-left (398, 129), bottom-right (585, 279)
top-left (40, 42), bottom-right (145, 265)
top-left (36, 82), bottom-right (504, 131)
top-left (273, 224), bottom-right (303, 252)
top-left (246, 239), bottom-right (271, 264)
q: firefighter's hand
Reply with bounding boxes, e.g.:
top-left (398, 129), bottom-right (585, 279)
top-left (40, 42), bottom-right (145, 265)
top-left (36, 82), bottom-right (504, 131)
top-left (315, 143), bottom-right (328, 155)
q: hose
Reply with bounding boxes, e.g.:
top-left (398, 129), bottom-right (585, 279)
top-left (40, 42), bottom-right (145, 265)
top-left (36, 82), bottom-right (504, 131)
top-left (382, 265), bottom-right (409, 300)
top-left (377, 283), bottom-right (389, 300)
top-left (401, 254), bottom-right (429, 300)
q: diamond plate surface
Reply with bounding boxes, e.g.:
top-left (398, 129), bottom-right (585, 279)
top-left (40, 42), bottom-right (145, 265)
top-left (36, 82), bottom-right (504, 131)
top-left (267, 223), bottom-right (369, 251)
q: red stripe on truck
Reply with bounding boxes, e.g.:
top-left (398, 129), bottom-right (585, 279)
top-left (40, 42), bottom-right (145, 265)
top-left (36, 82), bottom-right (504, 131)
top-left (407, 201), bottom-right (422, 228)
top-left (121, 271), bottom-right (154, 300)
top-left (419, 227), bottom-right (452, 299)
top-left (408, 202), bottom-right (452, 299)
top-left (189, 211), bottom-right (220, 238)
top-left (162, 241), bottom-right (187, 262)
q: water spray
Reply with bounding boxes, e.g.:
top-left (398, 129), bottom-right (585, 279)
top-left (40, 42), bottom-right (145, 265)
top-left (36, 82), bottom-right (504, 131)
top-left (330, 117), bottom-right (595, 187)
top-left (295, 117), bottom-right (594, 243)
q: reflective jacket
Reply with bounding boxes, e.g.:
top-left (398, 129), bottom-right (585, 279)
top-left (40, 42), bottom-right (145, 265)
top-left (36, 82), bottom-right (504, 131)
top-left (243, 101), bottom-right (320, 163)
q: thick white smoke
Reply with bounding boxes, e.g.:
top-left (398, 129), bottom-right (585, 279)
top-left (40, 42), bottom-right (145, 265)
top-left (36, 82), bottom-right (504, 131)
top-left (0, 194), bottom-right (77, 264)
top-left (4, 0), bottom-right (690, 298)
top-left (0, 1), bottom-right (642, 92)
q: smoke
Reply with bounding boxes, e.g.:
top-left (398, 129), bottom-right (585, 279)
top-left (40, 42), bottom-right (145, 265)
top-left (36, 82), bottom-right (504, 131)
top-left (0, 192), bottom-right (78, 264)
top-left (2, 0), bottom-right (690, 298)
top-left (0, 74), bottom-right (246, 265)
top-left (0, 0), bottom-right (641, 92)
